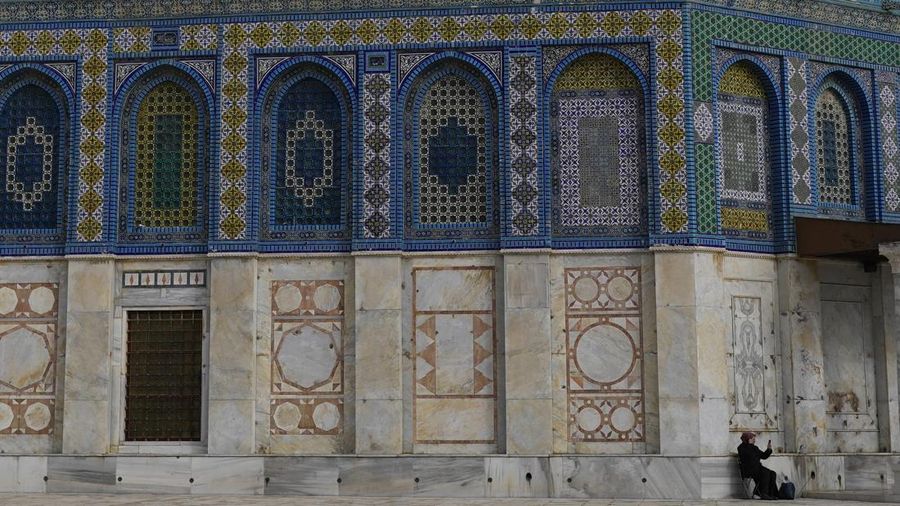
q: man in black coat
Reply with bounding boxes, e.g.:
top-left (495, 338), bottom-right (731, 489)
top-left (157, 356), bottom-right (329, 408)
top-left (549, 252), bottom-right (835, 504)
top-left (738, 431), bottom-right (779, 500)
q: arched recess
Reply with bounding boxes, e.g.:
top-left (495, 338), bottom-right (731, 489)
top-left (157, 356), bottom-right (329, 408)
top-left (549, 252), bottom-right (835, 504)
top-left (114, 64), bottom-right (212, 248)
top-left (257, 60), bottom-right (353, 249)
top-left (548, 51), bottom-right (650, 246)
top-left (715, 58), bottom-right (784, 246)
top-left (401, 55), bottom-right (501, 247)
top-left (0, 67), bottom-right (72, 248)
top-left (812, 72), bottom-right (873, 220)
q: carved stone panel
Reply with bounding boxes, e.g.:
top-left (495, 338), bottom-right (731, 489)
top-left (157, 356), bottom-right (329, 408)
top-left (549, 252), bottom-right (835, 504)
top-left (725, 279), bottom-right (780, 433)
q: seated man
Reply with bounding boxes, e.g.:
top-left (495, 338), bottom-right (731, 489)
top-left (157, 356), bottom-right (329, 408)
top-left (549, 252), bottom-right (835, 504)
top-left (738, 431), bottom-right (779, 500)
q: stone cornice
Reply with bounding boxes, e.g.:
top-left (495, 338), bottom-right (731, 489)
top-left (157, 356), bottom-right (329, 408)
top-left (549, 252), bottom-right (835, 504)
top-left (0, 0), bottom-right (894, 36)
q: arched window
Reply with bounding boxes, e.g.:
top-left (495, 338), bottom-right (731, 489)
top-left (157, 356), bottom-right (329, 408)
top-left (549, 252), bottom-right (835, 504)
top-left (259, 64), bottom-right (352, 244)
top-left (403, 60), bottom-right (500, 243)
top-left (0, 71), bottom-right (69, 242)
top-left (118, 69), bottom-right (209, 244)
top-left (815, 80), bottom-right (863, 209)
top-left (717, 61), bottom-right (775, 239)
top-left (550, 53), bottom-right (647, 240)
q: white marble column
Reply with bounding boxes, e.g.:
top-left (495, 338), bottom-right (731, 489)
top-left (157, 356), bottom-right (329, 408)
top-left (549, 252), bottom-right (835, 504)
top-left (654, 248), bottom-right (728, 455)
top-left (503, 252), bottom-right (552, 454)
top-left (777, 257), bottom-right (826, 453)
top-left (353, 252), bottom-right (403, 454)
top-left (875, 244), bottom-right (900, 451)
top-left (62, 257), bottom-right (115, 454)
top-left (208, 256), bottom-right (257, 454)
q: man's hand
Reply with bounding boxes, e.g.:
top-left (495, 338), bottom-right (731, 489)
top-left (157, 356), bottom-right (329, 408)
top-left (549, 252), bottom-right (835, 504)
top-left (767, 440), bottom-right (772, 450)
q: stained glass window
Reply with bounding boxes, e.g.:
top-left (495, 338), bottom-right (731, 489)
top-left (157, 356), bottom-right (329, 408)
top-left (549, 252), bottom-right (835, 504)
top-left (0, 79), bottom-right (67, 232)
top-left (550, 53), bottom-right (646, 238)
top-left (717, 61), bottom-right (772, 237)
top-left (134, 82), bottom-right (199, 228)
top-left (403, 61), bottom-right (499, 241)
top-left (119, 71), bottom-right (208, 245)
top-left (815, 86), bottom-right (860, 207)
top-left (274, 77), bottom-right (345, 227)
top-left (260, 66), bottom-right (352, 244)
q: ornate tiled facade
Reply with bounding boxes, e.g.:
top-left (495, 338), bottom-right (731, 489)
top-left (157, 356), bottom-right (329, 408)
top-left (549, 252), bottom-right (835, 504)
top-left (0, 1), bottom-right (888, 255)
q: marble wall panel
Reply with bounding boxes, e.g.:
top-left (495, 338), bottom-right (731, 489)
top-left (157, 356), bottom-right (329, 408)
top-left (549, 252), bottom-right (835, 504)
top-left (564, 267), bottom-right (645, 445)
top-left (411, 266), bottom-right (497, 451)
top-left (270, 280), bottom-right (346, 445)
top-left (549, 253), bottom-right (656, 455)
top-left (819, 264), bottom-right (880, 452)
top-left (0, 282), bottom-right (59, 449)
top-left (257, 259), bottom-right (354, 454)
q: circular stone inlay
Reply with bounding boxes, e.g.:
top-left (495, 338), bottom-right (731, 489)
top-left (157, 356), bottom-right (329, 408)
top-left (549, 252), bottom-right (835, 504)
top-left (0, 327), bottom-right (51, 390)
top-left (24, 402), bottom-right (51, 431)
top-left (574, 323), bottom-right (635, 385)
top-left (0, 402), bottom-right (12, 430)
top-left (609, 405), bottom-right (637, 433)
top-left (277, 325), bottom-right (338, 390)
top-left (0, 286), bottom-right (17, 315)
top-left (575, 404), bottom-right (602, 433)
top-left (313, 283), bottom-right (341, 313)
top-left (312, 401), bottom-right (340, 432)
top-left (572, 276), bottom-right (599, 304)
top-left (273, 402), bottom-right (301, 431)
top-left (274, 284), bottom-right (302, 314)
top-left (606, 275), bottom-right (634, 302)
top-left (28, 286), bottom-right (55, 315)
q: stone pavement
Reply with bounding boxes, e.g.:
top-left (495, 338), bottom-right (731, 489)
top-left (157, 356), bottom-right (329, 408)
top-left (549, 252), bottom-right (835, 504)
top-left (0, 496), bottom-right (891, 505)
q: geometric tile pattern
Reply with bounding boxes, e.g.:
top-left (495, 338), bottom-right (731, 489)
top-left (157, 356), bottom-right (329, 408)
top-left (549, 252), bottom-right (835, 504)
top-left (694, 101), bottom-right (713, 144)
top-left (565, 267), bottom-right (643, 442)
top-left (112, 27), bottom-right (151, 53)
top-left (551, 54), bottom-right (646, 238)
top-left (179, 24), bottom-right (218, 51)
top-left (413, 267), bottom-right (496, 445)
top-left (0, 0), bottom-right (895, 37)
top-left (270, 280), bottom-right (344, 436)
top-left (717, 61), bottom-right (772, 238)
top-left (0, 283), bottom-right (57, 435)
top-left (787, 57), bottom-right (811, 205)
top-left (508, 54), bottom-right (539, 236)
top-left (879, 76), bottom-right (899, 212)
top-left (217, 9), bottom-right (685, 239)
top-left (691, 10), bottom-right (900, 217)
top-left (696, 143), bottom-right (717, 234)
top-left (362, 73), bottom-right (391, 239)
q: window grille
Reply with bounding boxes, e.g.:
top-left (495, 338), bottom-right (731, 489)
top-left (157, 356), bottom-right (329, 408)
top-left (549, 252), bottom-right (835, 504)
top-left (125, 310), bottom-right (203, 441)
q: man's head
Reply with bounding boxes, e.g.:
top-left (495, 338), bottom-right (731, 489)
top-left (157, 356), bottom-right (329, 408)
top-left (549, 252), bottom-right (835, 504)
top-left (740, 431), bottom-right (756, 444)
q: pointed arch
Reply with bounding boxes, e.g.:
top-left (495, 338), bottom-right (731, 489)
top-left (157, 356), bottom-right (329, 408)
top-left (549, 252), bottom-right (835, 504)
top-left (548, 50), bottom-right (649, 244)
top-left (0, 66), bottom-right (71, 247)
top-left (114, 64), bottom-right (211, 247)
top-left (257, 59), bottom-right (354, 248)
top-left (715, 57), bottom-right (784, 245)
top-left (401, 55), bottom-right (501, 246)
top-left (811, 71), bottom-right (872, 219)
